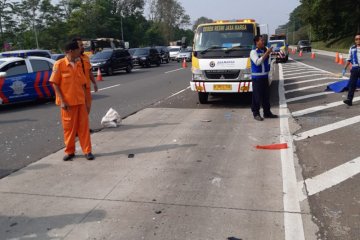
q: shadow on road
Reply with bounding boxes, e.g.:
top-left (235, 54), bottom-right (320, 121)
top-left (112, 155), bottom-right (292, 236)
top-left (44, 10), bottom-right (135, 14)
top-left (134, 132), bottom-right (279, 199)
top-left (1, 209), bottom-right (106, 240)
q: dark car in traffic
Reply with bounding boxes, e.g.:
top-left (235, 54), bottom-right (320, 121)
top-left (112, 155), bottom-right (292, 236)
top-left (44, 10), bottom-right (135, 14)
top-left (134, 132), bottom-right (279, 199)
top-left (297, 40), bottom-right (312, 52)
top-left (90, 48), bottom-right (133, 75)
top-left (155, 46), bottom-right (170, 64)
top-left (132, 48), bottom-right (161, 67)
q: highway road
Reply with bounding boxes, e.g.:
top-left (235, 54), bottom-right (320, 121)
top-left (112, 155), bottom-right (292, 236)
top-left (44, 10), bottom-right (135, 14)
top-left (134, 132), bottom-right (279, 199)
top-left (0, 62), bottom-right (190, 178)
top-left (0, 52), bottom-right (359, 239)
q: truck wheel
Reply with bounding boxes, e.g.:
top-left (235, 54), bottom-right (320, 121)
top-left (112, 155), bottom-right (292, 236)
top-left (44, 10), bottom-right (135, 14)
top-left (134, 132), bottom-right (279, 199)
top-left (198, 92), bottom-right (209, 104)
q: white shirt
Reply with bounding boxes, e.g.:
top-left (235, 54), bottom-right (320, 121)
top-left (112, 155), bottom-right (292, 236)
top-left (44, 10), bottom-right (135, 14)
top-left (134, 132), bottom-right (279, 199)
top-left (250, 49), bottom-right (264, 66)
top-left (347, 47), bottom-right (360, 63)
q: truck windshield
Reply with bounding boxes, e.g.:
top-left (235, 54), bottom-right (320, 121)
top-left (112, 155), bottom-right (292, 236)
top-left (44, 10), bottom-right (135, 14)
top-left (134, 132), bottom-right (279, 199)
top-left (194, 24), bottom-right (255, 52)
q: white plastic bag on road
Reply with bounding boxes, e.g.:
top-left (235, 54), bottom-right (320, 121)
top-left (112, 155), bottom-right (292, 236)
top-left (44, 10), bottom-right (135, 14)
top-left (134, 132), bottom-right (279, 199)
top-left (101, 108), bottom-right (122, 128)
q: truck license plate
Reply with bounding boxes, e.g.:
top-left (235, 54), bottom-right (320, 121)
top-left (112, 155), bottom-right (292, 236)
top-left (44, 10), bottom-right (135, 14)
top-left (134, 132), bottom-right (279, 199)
top-left (214, 85), bottom-right (232, 91)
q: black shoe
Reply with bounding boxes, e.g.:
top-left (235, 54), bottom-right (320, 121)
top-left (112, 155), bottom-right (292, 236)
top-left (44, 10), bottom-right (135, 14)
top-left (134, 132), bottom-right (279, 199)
top-left (63, 154), bottom-right (75, 161)
top-left (264, 113), bottom-right (279, 118)
top-left (85, 153), bottom-right (95, 160)
top-left (254, 115), bottom-right (264, 121)
top-left (343, 99), bottom-right (352, 106)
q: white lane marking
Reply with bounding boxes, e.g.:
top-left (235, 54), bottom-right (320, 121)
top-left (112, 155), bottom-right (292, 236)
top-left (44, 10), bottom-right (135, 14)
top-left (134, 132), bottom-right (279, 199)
top-left (165, 68), bottom-right (184, 74)
top-left (283, 68), bottom-right (318, 73)
top-left (292, 96), bottom-right (360, 117)
top-left (293, 115), bottom-right (360, 141)
top-left (286, 92), bottom-right (334, 103)
top-left (279, 64), bottom-right (306, 240)
top-left (91, 84), bottom-right (121, 93)
top-left (284, 70), bottom-right (320, 77)
top-left (284, 77), bottom-right (338, 86)
top-left (299, 156), bottom-right (360, 201)
top-left (284, 82), bottom-right (334, 94)
top-left (283, 68), bottom-right (313, 72)
top-left (165, 86), bottom-right (191, 100)
top-left (285, 73), bottom-right (329, 80)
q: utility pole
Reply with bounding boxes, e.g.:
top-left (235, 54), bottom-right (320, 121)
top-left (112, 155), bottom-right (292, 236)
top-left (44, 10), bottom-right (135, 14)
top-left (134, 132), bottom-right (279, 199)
top-left (32, 6), bottom-right (39, 49)
top-left (120, 10), bottom-right (124, 42)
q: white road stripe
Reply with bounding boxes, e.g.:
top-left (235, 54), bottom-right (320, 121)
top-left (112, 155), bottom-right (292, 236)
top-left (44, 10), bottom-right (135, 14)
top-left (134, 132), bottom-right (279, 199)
top-left (283, 67), bottom-right (312, 72)
top-left (293, 115), bottom-right (360, 141)
top-left (165, 86), bottom-right (190, 100)
top-left (299, 156), bottom-right (360, 201)
top-left (284, 82), bottom-right (334, 94)
top-left (284, 77), bottom-right (338, 86)
top-left (278, 64), bottom-right (306, 240)
top-left (92, 84), bottom-right (121, 93)
top-left (284, 70), bottom-right (320, 77)
top-left (165, 68), bottom-right (184, 74)
top-left (292, 96), bottom-right (360, 117)
top-left (283, 68), bottom-right (317, 73)
top-left (285, 73), bottom-right (329, 80)
top-left (286, 92), bottom-right (334, 103)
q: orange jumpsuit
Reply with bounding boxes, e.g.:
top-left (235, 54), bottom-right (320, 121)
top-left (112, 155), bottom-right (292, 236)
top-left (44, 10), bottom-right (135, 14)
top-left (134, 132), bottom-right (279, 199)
top-left (50, 57), bottom-right (92, 155)
top-left (80, 54), bottom-right (93, 112)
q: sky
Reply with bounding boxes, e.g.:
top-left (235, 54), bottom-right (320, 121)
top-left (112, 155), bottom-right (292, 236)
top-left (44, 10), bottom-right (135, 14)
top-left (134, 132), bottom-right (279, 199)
top-left (146, 0), bottom-right (300, 34)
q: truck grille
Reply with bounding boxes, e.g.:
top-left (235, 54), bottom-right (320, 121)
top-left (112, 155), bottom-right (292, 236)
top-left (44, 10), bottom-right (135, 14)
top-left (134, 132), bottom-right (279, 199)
top-left (205, 70), bottom-right (240, 80)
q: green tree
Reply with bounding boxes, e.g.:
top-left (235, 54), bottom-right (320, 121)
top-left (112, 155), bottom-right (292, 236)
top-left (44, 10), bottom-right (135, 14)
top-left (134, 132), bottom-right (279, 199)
top-left (149, 0), bottom-right (190, 42)
top-left (192, 16), bottom-right (213, 31)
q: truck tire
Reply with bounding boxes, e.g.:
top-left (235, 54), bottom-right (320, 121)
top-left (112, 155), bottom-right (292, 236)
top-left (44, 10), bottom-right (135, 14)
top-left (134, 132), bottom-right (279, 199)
top-left (198, 92), bottom-right (209, 104)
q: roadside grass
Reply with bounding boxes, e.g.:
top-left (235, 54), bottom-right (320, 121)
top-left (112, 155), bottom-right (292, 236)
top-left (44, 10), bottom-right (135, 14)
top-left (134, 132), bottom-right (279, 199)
top-left (311, 37), bottom-right (353, 53)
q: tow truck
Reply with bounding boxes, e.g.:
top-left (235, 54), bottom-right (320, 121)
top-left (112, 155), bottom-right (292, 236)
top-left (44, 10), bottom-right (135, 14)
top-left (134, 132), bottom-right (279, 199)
top-left (191, 19), bottom-right (263, 104)
top-left (0, 53), bottom-right (55, 105)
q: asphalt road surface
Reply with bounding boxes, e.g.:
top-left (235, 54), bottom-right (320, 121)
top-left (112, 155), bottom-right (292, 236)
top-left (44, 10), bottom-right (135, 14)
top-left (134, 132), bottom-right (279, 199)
top-left (0, 62), bottom-right (190, 178)
top-left (1, 52), bottom-right (359, 239)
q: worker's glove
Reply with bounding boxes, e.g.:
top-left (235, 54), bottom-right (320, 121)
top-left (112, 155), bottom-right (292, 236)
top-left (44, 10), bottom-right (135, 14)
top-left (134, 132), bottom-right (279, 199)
top-left (342, 69), bottom-right (346, 76)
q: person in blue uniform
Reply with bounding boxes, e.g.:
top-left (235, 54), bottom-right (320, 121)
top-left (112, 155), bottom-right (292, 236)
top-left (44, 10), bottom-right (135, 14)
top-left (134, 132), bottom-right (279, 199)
top-left (343, 33), bottom-right (360, 106)
top-left (250, 35), bottom-right (278, 121)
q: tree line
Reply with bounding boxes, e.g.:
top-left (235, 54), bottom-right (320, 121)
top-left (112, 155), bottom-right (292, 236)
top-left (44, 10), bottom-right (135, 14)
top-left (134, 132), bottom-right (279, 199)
top-left (0, 0), bottom-right (194, 52)
top-left (277, 0), bottom-right (360, 45)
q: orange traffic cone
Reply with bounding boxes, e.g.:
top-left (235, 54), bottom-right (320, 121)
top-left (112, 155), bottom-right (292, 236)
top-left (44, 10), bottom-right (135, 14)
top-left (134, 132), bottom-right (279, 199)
top-left (311, 52), bottom-right (316, 59)
top-left (299, 50), bottom-right (303, 57)
top-left (335, 52), bottom-right (339, 63)
top-left (96, 68), bottom-right (103, 81)
top-left (293, 48), bottom-right (296, 54)
top-left (182, 58), bottom-right (187, 68)
top-left (338, 54), bottom-right (344, 65)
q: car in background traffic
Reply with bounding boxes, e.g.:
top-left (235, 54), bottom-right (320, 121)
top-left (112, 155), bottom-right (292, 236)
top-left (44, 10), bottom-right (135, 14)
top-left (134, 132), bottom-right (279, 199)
top-left (176, 48), bottom-right (192, 62)
top-left (131, 48), bottom-right (161, 67)
top-left (51, 54), bottom-right (65, 61)
top-left (128, 48), bottom-right (138, 57)
top-left (268, 40), bottom-right (289, 63)
top-left (0, 56), bottom-right (55, 105)
top-left (155, 46), bottom-right (170, 64)
top-left (1, 49), bottom-right (52, 59)
top-left (168, 46), bottom-right (181, 61)
top-left (297, 40), bottom-right (312, 52)
top-left (90, 48), bottom-right (133, 75)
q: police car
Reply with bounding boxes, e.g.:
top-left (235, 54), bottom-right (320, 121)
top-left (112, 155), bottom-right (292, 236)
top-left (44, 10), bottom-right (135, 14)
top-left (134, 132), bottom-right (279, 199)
top-left (0, 55), bottom-right (55, 105)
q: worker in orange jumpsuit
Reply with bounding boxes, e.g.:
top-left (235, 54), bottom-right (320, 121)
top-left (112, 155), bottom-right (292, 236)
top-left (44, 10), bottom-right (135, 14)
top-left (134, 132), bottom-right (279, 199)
top-left (50, 41), bottom-right (95, 161)
top-left (72, 37), bottom-right (98, 114)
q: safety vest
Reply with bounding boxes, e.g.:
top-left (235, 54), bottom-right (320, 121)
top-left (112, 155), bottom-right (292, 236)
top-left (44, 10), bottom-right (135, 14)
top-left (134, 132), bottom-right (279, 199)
top-left (348, 45), bottom-right (359, 68)
top-left (251, 48), bottom-right (270, 79)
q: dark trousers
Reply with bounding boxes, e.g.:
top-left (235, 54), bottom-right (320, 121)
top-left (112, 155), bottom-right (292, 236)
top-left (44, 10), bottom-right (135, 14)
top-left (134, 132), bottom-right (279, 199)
top-left (347, 67), bottom-right (360, 101)
top-left (251, 77), bottom-right (271, 116)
